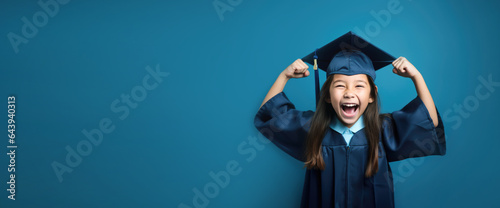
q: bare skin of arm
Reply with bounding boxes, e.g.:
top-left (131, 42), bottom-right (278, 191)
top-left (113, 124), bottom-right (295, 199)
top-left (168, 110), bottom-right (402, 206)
top-left (259, 59), bottom-right (310, 109)
top-left (392, 57), bottom-right (439, 127)
top-left (258, 57), bottom-right (439, 127)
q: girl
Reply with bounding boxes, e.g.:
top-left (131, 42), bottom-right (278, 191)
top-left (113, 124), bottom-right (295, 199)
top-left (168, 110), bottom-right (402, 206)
top-left (254, 33), bottom-right (446, 208)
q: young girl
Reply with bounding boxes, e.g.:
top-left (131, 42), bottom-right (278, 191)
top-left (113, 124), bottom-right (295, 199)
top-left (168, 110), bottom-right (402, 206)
top-left (254, 32), bottom-right (446, 208)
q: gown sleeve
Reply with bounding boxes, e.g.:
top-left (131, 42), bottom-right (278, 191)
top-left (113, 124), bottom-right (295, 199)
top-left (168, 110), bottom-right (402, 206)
top-left (381, 96), bottom-right (446, 162)
top-left (254, 92), bottom-right (314, 162)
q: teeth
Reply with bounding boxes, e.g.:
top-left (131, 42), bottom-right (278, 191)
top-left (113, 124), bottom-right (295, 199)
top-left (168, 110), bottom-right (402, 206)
top-left (342, 104), bottom-right (358, 107)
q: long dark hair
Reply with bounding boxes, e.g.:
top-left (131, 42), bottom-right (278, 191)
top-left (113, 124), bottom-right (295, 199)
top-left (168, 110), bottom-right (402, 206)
top-left (304, 74), bottom-right (381, 177)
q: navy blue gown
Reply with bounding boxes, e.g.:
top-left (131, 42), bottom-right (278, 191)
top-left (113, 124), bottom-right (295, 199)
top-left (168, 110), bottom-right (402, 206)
top-left (254, 92), bottom-right (446, 208)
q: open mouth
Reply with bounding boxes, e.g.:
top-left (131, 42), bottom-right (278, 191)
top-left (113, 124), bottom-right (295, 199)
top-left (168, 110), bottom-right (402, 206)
top-left (341, 103), bottom-right (359, 117)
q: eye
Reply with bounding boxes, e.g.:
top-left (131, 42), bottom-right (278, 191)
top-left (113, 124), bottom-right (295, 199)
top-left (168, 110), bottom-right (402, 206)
top-left (335, 85), bottom-right (345, 88)
top-left (356, 85), bottom-right (365, 88)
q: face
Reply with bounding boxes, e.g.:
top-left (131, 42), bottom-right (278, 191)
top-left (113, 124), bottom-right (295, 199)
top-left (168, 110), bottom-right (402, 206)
top-left (326, 74), bottom-right (375, 128)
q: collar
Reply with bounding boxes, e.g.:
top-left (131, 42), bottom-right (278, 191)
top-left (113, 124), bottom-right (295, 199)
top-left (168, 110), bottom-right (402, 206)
top-left (329, 115), bottom-right (365, 134)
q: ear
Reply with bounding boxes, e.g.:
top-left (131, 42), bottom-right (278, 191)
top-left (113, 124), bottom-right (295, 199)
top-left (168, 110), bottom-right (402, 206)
top-left (368, 85), bottom-right (378, 103)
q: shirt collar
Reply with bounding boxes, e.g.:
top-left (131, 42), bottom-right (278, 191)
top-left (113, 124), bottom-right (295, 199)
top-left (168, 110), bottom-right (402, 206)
top-left (330, 115), bottom-right (365, 134)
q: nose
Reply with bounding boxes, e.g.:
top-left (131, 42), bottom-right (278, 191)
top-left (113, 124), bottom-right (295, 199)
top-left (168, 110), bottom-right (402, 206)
top-left (343, 90), bottom-right (355, 99)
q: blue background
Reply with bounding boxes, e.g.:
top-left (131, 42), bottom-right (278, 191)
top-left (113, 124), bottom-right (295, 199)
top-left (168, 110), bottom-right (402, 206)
top-left (1, 0), bottom-right (499, 207)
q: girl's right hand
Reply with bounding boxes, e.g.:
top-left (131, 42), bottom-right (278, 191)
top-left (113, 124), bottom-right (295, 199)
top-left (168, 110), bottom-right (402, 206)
top-left (281, 59), bottom-right (310, 79)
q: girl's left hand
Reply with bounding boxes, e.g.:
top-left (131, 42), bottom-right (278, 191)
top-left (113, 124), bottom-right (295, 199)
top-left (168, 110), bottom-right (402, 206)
top-left (392, 57), bottom-right (421, 79)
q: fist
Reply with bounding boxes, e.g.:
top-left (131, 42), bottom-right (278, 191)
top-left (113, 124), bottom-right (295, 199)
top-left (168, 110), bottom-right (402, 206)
top-left (282, 59), bottom-right (310, 79)
top-left (392, 57), bottom-right (421, 79)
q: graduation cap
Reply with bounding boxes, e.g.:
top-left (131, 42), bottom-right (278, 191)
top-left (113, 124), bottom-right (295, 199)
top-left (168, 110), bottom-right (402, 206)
top-left (302, 31), bottom-right (396, 106)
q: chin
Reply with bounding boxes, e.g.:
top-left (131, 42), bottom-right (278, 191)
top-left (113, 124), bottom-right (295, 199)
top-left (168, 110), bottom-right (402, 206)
top-left (338, 116), bottom-right (359, 127)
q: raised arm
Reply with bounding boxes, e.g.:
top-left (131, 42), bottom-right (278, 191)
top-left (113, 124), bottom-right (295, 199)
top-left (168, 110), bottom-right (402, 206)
top-left (392, 57), bottom-right (439, 127)
top-left (259, 59), bottom-right (310, 108)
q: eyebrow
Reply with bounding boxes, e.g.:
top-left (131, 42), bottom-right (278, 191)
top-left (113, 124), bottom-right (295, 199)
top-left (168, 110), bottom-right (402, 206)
top-left (332, 80), bottom-right (367, 84)
top-left (355, 80), bottom-right (368, 84)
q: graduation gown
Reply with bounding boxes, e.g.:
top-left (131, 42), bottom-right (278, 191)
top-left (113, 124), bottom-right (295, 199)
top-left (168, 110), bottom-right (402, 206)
top-left (254, 92), bottom-right (446, 208)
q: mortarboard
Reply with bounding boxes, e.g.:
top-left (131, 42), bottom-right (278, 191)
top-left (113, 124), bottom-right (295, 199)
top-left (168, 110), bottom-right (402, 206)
top-left (302, 31), bottom-right (396, 106)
